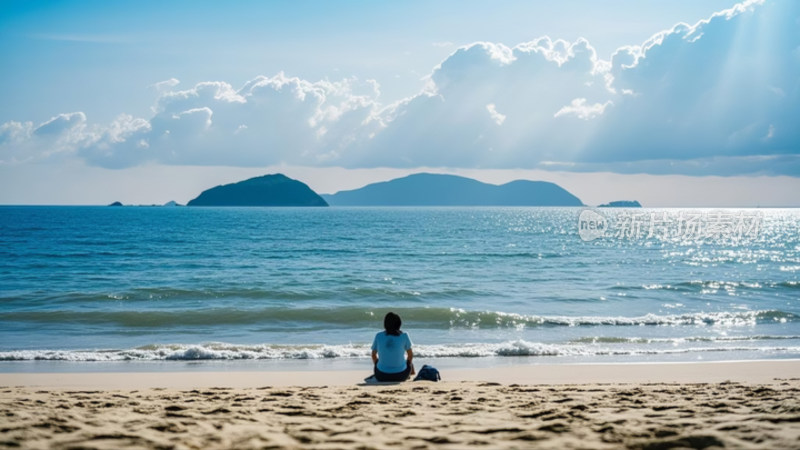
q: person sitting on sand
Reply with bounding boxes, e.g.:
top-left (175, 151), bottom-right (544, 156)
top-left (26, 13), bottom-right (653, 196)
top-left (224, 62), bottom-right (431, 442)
top-left (371, 312), bottom-right (415, 382)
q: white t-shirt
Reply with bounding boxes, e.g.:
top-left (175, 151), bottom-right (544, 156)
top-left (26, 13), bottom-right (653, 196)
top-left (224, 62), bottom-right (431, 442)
top-left (371, 331), bottom-right (412, 373)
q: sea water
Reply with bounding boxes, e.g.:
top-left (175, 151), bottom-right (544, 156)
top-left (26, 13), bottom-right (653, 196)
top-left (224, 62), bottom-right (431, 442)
top-left (0, 206), bottom-right (798, 370)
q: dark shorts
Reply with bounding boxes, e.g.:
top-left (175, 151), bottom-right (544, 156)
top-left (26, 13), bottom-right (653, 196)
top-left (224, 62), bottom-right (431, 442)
top-left (374, 362), bottom-right (411, 382)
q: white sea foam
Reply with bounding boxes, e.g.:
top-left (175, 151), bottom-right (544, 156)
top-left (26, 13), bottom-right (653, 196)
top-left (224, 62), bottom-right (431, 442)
top-left (2, 340), bottom-right (799, 361)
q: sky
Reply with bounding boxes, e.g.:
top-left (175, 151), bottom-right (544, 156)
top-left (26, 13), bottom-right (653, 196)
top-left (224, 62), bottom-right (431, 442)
top-left (0, 0), bottom-right (798, 206)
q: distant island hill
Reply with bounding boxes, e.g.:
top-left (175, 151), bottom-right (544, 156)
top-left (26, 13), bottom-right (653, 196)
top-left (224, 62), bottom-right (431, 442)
top-left (187, 174), bottom-right (328, 207)
top-left (176, 173), bottom-right (584, 207)
top-left (322, 173), bottom-right (583, 206)
top-left (111, 172), bottom-right (637, 207)
top-left (598, 200), bottom-right (642, 208)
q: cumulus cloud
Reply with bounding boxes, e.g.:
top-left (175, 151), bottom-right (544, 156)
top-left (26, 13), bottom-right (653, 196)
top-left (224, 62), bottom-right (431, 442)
top-left (0, 121), bottom-right (34, 164)
top-left (486, 104), bottom-right (506, 125)
top-left (77, 74), bottom-right (381, 168)
top-left (591, 0), bottom-right (799, 165)
top-left (353, 0), bottom-right (798, 173)
top-left (33, 112), bottom-right (87, 137)
top-left (554, 98), bottom-right (612, 120)
top-left (0, 0), bottom-right (797, 176)
top-left (1, 112), bottom-right (92, 164)
top-left (346, 37), bottom-right (611, 167)
top-left (0, 121), bottom-right (32, 145)
top-left (151, 78), bottom-right (180, 93)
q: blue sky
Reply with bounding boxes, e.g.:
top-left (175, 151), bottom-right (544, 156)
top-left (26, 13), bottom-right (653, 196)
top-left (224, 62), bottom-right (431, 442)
top-left (1, 0), bottom-right (798, 205)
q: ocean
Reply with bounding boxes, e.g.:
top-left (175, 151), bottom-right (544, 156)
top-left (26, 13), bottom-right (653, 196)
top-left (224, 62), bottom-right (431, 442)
top-left (1, 206), bottom-right (798, 371)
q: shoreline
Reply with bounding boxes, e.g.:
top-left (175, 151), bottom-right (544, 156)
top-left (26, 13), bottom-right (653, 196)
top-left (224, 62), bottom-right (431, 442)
top-left (3, 359), bottom-right (798, 389)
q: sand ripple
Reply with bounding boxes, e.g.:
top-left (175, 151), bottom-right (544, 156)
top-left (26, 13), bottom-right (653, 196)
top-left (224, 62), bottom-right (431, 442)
top-left (2, 380), bottom-right (799, 449)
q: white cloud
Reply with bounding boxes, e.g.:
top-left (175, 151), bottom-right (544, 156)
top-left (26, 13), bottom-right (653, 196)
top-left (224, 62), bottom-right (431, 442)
top-left (70, 74), bottom-right (381, 168)
top-left (0, 121), bottom-right (34, 164)
top-left (33, 112), bottom-right (86, 137)
top-left (589, 0), bottom-right (798, 167)
top-left (0, 0), bottom-right (797, 176)
top-left (486, 103), bottom-right (506, 125)
top-left (763, 124), bottom-right (775, 141)
top-left (151, 78), bottom-right (180, 93)
top-left (0, 121), bottom-right (32, 145)
top-left (356, 0), bottom-right (797, 173)
top-left (554, 98), bottom-right (611, 120)
top-left (0, 112), bottom-right (95, 164)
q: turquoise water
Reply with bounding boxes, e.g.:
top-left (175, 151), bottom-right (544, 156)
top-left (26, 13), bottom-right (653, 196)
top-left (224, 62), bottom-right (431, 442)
top-left (0, 206), bottom-right (798, 366)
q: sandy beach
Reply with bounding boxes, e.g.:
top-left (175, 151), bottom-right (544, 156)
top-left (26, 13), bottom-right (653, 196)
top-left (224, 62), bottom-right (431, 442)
top-left (2, 360), bottom-right (799, 449)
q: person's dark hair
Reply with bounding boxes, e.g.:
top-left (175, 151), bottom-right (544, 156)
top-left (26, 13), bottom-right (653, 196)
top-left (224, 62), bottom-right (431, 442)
top-left (384, 312), bottom-right (402, 336)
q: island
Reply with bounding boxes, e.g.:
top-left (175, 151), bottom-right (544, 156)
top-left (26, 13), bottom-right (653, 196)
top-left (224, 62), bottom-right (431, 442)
top-left (108, 201), bottom-right (124, 207)
top-left (322, 173), bottom-right (583, 206)
top-left (187, 174), bottom-right (328, 207)
top-left (598, 200), bottom-right (642, 208)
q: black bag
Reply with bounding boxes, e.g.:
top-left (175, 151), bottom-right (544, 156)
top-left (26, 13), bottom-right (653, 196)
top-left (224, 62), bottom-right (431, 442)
top-left (413, 364), bottom-right (441, 382)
